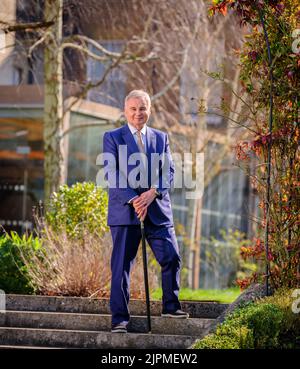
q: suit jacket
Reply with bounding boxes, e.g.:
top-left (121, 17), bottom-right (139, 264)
top-left (103, 123), bottom-right (175, 226)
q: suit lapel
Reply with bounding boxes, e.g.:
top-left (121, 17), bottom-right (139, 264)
top-left (121, 124), bottom-right (139, 155)
top-left (146, 126), bottom-right (157, 158)
top-left (146, 127), bottom-right (157, 187)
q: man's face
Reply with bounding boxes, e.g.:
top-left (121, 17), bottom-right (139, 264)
top-left (124, 97), bottom-right (151, 129)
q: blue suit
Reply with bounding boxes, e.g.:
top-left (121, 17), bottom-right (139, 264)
top-left (103, 123), bottom-right (182, 325)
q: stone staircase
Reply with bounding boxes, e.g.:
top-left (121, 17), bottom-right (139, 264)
top-left (0, 295), bottom-right (228, 349)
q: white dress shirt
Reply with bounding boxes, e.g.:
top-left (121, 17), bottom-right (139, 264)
top-left (127, 122), bottom-right (147, 152)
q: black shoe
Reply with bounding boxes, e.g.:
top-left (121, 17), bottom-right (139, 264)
top-left (161, 309), bottom-right (189, 318)
top-left (111, 322), bottom-right (128, 333)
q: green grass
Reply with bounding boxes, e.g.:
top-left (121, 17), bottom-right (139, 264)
top-left (150, 287), bottom-right (240, 304)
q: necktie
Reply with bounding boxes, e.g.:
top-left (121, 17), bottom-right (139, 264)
top-left (136, 130), bottom-right (145, 153)
top-left (136, 130), bottom-right (147, 172)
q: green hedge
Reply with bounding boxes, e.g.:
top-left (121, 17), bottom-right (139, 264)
top-left (0, 232), bottom-right (41, 294)
top-left (193, 289), bottom-right (300, 349)
top-left (46, 182), bottom-right (108, 239)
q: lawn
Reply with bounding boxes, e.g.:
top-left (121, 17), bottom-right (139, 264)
top-left (151, 287), bottom-right (241, 304)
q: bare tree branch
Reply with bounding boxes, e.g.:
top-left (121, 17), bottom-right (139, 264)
top-left (28, 31), bottom-right (51, 59)
top-left (62, 34), bottom-right (122, 58)
top-left (0, 20), bottom-right (54, 33)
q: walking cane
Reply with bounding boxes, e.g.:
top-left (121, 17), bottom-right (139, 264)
top-left (140, 220), bottom-right (152, 333)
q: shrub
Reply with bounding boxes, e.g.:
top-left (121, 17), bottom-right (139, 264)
top-left (242, 303), bottom-right (284, 348)
top-left (20, 228), bottom-right (113, 297)
top-left (0, 231), bottom-right (41, 294)
top-left (194, 332), bottom-right (242, 349)
top-left (192, 289), bottom-right (299, 349)
top-left (45, 182), bottom-right (109, 239)
top-left (257, 289), bottom-right (300, 349)
top-left (211, 0), bottom-right (300, 291)
top-left (19, 224), bottom-right (158, 298)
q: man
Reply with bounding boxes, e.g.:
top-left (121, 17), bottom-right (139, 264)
top-left (103, 90), bottom-right (188, 334)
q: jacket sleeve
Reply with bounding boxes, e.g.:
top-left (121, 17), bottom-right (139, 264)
top-left (154, 133), bottom-right (175, 199)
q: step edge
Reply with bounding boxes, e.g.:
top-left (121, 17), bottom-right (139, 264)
top-left (6, 294), bottom-right (228, 305)
top-left (0, 326), bottom-right (201, 339)
top-left (2, 310), bottom-right (215, 322)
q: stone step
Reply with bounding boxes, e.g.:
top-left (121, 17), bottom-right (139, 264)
top-left (0, 327), bottom-right (198, 349)
top-left (6, 294), bottom-right (228, 319)
top-left (0, 310), bottom-right (213, 336)
top-left (0, 345), bottom-right (66, 349)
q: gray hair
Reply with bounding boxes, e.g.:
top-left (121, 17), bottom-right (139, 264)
top-left (124, 90), bottom-right (151, 108)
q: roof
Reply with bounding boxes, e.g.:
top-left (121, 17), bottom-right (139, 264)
top-left (0, 84), bottom-right (122, 121)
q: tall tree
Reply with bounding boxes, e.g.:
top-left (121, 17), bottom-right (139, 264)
top-left (43, 0), bottom-right (63, 202)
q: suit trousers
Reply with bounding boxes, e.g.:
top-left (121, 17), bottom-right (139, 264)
top-left (109, 217), bottom-right (182, 325)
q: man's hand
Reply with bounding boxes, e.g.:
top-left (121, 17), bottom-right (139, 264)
top-left (132, 189), bottom-right (156, 221)
top-left (136, 206), bottom-right (147, 222)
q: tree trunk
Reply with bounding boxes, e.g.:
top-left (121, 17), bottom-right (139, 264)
top-left (193, 196), bottom-right (203, 289)
top-left (43, 0), bottom-right (63, 205)
top-left (187, 88), bottom-right (208, 289)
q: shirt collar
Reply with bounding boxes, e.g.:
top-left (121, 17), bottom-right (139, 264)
top-left (127, 122), bottom-right (147, 136)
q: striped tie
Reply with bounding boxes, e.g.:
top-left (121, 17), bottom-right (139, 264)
top-left (136, 130), bottom-right (147, 172)
top-left (136, 130), bottom-right (145, 153)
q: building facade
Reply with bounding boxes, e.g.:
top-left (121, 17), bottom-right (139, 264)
top-left (0, 0), bottom-right (258, 288)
